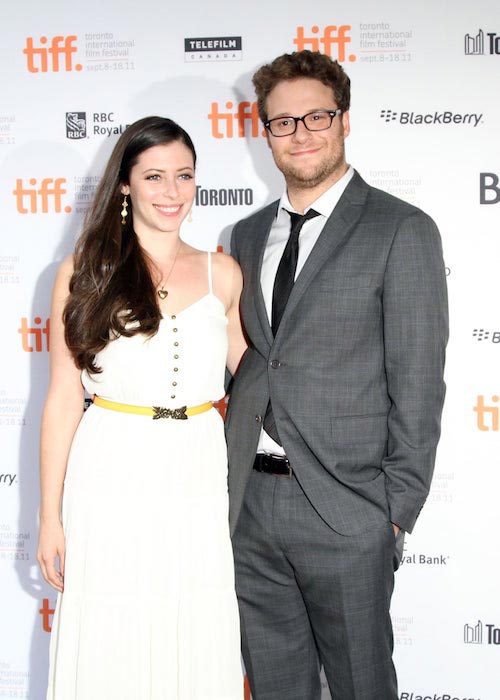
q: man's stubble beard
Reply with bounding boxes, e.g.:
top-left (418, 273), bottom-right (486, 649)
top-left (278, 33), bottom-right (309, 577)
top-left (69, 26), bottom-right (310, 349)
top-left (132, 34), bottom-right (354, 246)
top-left (273, 147), bottom-right (346, 192)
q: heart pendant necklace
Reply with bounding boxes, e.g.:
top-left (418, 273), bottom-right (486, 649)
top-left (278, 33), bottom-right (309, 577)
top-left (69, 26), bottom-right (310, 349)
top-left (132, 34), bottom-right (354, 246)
top-left (157, 241), bottom-right (182, 300)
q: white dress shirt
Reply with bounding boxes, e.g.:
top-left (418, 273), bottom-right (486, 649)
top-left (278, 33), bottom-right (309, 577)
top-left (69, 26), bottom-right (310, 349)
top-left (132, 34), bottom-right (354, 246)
top-left (257, 165), bottom-right (355, 456)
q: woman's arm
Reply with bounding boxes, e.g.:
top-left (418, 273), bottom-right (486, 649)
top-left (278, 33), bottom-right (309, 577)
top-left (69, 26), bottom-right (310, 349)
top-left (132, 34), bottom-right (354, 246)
top-left (224, 256), bottom-right (247, 377)
top-left (37, 256), bottom-right (85, 591)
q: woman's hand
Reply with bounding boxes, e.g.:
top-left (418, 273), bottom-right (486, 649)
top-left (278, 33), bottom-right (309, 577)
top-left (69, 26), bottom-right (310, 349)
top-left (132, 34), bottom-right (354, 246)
top-left (37, 519), bottom-right (66, 592)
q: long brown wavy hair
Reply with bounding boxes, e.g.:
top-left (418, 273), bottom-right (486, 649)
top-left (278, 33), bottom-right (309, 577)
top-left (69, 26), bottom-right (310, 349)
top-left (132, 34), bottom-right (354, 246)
top-left (63, 116), bottom-right (197, 373)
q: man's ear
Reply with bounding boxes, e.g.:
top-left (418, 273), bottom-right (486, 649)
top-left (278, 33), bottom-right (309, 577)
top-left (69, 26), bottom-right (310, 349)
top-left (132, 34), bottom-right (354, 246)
top-left (342, 110), bottom-right (350, 139)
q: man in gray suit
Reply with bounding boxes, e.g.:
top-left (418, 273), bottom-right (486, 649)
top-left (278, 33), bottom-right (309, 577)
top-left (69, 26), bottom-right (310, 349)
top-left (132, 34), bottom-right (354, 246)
top-left (226, 50), bottom-right (448, 700)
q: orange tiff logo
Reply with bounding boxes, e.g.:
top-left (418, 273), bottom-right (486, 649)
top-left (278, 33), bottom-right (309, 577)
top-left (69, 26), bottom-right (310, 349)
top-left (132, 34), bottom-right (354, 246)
top-left (293, 25), bottom-right (356, 62)
top-left (473, 395), bottom-right (499, 431)
top-left (208, 101), bottom-right (264, 139)
top-left (18, 317), bottom-right (50, 352)
top-left (39, 598), bottom-right (55, 632)
top-left (13, 178), bottom-right (71, 214)
top-left (23, 35), bottom-right (82, 73)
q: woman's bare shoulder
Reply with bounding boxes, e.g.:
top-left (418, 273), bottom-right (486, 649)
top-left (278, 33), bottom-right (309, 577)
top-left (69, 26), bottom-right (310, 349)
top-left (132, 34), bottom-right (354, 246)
top-left (53, 255), bottom-right (75, 290)
top-left (211, 250), bottom-right (240, 275)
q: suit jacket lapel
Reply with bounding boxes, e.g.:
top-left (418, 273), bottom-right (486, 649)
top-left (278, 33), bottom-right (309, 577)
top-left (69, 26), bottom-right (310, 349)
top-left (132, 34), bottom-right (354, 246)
top-left (250, 202), bottom-right (278, 346)
top-left (274, 172), bottom-right (369, 340)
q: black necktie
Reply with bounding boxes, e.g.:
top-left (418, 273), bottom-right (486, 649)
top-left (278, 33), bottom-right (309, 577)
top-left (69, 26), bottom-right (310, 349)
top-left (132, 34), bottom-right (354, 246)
top-left (264, 208), bottom-right (320, 444)
top-left (271, 209), bottom-right (320, 335)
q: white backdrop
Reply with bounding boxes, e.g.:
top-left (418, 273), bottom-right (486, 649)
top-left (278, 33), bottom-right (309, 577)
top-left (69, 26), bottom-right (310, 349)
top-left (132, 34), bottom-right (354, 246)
top-left (1, 1), bottom-right (499, 698)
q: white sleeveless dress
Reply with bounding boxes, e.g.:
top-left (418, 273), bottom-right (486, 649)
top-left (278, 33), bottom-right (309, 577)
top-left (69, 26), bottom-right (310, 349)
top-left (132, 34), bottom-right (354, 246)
top-left (47, 253), bottom-right (243, 700)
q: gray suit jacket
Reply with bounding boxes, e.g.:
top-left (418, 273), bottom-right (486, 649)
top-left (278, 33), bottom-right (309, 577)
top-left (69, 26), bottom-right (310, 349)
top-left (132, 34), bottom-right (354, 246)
top-left (226, 170), bottom-right (448, 536)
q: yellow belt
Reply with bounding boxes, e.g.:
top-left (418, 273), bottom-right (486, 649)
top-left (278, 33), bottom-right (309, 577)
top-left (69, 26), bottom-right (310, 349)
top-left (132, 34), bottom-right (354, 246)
top-left (93, 396), bottom-right (213, 421)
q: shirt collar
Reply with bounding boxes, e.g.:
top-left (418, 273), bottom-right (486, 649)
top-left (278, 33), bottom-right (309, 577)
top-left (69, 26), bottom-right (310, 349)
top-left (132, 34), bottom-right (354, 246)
top-left (276, 165), bottom-right (354, 222)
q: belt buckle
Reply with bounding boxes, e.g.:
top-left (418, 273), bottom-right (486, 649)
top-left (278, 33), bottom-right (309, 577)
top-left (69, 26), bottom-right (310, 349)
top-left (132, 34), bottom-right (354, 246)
top-left (152, 405), bottom-right (188, 420)
top-left (269, 454), bottom-right (293, 479)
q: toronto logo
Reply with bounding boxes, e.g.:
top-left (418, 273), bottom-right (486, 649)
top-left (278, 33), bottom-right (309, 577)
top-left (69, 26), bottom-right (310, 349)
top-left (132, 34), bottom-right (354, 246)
top-left (464, 620), bottom-right (483, 643)
top-left (464, 29), bottom-right (500, 55)
top-left (465, 29), bottom-right (484, 55)
top-left (464, 619), bottom-right (500, 645)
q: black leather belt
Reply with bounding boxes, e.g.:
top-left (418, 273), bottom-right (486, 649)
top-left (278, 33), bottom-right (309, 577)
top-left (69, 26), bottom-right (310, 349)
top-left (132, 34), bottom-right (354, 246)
top-left (253, 453), bottom-right (293, 478)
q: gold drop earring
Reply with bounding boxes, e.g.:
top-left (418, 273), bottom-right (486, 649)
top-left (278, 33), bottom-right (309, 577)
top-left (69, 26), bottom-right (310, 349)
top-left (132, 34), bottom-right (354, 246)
top-left (121, 195), bottom-right (128, 225)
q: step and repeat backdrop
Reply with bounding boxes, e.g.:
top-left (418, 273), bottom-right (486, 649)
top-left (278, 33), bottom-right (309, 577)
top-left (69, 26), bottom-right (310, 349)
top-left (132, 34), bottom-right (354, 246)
top-left (1, 0), bottom-right (499, 698)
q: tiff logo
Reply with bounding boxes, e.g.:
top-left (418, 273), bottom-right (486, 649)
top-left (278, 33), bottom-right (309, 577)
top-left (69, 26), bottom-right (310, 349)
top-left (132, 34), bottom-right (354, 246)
top-left (39, 598), bottom-right (55, 632)
top-left (13, 178), bottom-right (71, 214)
top-left (293, 25), bottom-right (356, 62)
top-left (18, 317), bottom-right (50, 352)
top-left (23, 35), bottom-right (82, 73)
top-left (465, 29), bottom-right (484, 55)
top-left (208, 101), bottom-right (263, 139)
top-left (473, 395), bottom-right (499, 431)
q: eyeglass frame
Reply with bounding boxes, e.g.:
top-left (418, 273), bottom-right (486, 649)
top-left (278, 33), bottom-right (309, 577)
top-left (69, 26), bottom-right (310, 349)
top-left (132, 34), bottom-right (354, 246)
top-left (263, 109), bottom-right (343, 137)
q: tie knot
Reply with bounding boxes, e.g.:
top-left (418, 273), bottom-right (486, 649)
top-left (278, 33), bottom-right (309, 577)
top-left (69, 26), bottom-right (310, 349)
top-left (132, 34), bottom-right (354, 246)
top-left (287, 208), bottom-right (320, 237)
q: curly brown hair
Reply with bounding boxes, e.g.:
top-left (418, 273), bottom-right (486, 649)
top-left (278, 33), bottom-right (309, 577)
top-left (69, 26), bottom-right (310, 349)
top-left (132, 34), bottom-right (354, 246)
top-left (252, 50), bottom-right (351, 122)
top-left (63, 116), bottom-right (196, 373)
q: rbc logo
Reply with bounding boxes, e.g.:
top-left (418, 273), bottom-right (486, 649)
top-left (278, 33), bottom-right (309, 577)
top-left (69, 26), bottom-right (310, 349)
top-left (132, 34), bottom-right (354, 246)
top-left (293, 25), bottom-right (356, 62)
top-left (23, 36), bottom-right (82, 73)
top-left (66, 112), bottom-right (86, 139)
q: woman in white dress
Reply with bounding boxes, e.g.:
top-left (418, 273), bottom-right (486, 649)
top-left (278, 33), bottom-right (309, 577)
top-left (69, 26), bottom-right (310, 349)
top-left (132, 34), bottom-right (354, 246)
top-left (37, 116), bottom-right (247, 699)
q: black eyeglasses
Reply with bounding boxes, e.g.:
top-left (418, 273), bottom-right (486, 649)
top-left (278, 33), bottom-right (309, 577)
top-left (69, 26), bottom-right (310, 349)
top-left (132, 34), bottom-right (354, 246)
top-left (264, 109), bottom-right (342, 137)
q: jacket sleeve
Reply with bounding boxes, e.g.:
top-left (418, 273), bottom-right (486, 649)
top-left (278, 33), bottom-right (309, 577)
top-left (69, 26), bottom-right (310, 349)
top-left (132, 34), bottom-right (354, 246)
top-left (229, 220), bottom-right (242, 264)
top-left (381, 210), bottom-right (448, 533)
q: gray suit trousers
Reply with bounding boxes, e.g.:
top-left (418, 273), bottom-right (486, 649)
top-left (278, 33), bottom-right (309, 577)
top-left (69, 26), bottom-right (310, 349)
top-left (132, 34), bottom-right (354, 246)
top-left (233, 469), bottom-right (402, 700)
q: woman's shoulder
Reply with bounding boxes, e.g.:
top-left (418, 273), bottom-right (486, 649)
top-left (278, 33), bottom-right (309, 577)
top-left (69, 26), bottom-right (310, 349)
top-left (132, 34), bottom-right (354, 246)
top-left (211, 251), bottom-right (242, 305)
top-left (185, 246), bottom-right (241, 276)
top-left (53, 255), bottom-right (75, 291)
top-left (182, 247), bottom-right (241, 292)
top-left (58, 254), bottom-right (75, 275)
top-left (211, 249), bottom-right (240, 275)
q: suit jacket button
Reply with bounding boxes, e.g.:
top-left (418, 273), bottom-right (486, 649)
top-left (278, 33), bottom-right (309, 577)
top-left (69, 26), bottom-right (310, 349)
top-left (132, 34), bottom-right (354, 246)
top-left (255, 415), bottom-right (262, 423)
top-left (270, 359), bottom-right (281, 369)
